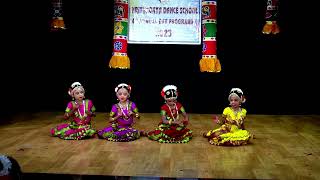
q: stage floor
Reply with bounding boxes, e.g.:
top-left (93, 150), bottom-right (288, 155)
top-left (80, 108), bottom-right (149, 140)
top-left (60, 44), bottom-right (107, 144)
top-left (0, 112), bottom-right (320, 179)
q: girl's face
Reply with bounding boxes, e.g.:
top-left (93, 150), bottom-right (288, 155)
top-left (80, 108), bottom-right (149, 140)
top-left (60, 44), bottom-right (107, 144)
top-left (74, 88), bottom-right (85, 101)
top-left (166, 99), bottom-right (176, 106)
top-left (117, 88), bottom-right (129, 102)
top-left (229, 95), bottom-right (241, 109)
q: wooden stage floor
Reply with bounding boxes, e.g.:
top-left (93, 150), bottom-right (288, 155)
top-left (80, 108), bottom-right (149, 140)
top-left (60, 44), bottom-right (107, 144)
top-left (1, 112), bottom-right (320, 179)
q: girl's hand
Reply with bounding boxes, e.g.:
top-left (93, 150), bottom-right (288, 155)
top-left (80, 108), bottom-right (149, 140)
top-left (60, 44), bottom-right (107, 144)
top-left (226, 118), bottom-right (236, 125)
top-left (232, 120), bottom-right (241, 127)
top-left (109, 117), bottom-right (116, 123)
top-left (182, 120), bottom-right (188, 126)
top-left (117, 109), bottom-right (123, 117)
top-left (231, 120), bottom-right (237, 125)
top-left (239, 117), bottom-right (244, 124)
top-left (60, 114), bottom-right (68, 120)
top-left (135, 113), bottom-right (140, 119)
top-left (128, 111), bottom-right (134, 116)
top-left (73, 104), bottom-right (79, 111)
top-left (213, 115), bottom-right (219, 124)
top-left (173, 120), bottom-right (181, 125)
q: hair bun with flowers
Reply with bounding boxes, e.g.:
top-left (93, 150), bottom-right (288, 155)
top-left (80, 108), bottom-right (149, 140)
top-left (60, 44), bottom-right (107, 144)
top-left (229, 88), bottom-right (246, 103)
top-left (161, 85), bottom-right (178, 100)
top-left (115, 83), bottom-right (131, 94)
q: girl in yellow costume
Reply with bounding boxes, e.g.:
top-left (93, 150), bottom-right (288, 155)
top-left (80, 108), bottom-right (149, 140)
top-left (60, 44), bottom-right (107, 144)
top-left (203, 88), bottom-right (252, 146)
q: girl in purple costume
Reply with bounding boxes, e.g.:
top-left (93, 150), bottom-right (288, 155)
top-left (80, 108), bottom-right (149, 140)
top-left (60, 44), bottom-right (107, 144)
top-left (51, 82), bottom-right (96, 140)
top-left (98, 83), bottom-right (142, 142)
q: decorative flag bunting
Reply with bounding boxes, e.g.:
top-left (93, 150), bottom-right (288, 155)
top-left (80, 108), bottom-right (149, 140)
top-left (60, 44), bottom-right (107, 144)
top-left (50, 0), bottom-right (66, 31)
top-left (262, 0), bottom-right (280, 35)
top-left (199, 0), bottom-right (221, 73)
top-left (109, 0), bottom-right (130, 69)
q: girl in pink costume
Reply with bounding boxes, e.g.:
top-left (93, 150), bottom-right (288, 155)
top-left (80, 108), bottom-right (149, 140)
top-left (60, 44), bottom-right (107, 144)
top-left (51, 82), bottom-right (96, 140)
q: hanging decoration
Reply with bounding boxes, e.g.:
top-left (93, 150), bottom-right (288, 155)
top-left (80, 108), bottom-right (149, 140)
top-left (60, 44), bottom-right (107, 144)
top-left (262, 0), bottom-right (280, 35)
top-left (109, 0), bottom-right (130, 69)
top-left (199, 0), bottom-right (221, 73)
top-left (50, 0), bottom-right (66, 31)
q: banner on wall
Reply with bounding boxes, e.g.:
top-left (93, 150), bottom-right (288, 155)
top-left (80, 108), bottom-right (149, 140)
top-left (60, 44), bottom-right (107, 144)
top-left (128, 0), bottom-right (201, 45)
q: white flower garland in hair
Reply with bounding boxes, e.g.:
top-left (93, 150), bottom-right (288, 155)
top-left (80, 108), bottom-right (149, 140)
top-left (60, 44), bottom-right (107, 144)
top-left (229, 88), bottom-right (246, 103)
top-left (163, 85), bottom-right (177, 92)
top-left (230, 88), bottom-right (243, 94)
top-left (71, 82), bottom-right (82, 89)
top-left (115, 83), bottom-right (131, 93)
top-left (0, 155), bottom-right (12, 176)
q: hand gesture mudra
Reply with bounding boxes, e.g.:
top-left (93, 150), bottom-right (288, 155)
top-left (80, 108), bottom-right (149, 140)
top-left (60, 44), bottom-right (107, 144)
top-left (118, 109), bottom-right (123, 117)
top-left (213, 115), bottom-right (219, 124)
top-left (73, 104), bottom-right (79, 111)
top-left (128, 111), bottom-right (134, 116)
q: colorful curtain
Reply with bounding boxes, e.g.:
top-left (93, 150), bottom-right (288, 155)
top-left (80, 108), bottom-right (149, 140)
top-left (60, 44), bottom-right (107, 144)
top-left (199, 0), bottom-right (221, 73)
top-left (109, 0), bottom-right (130, 69)
top-left (50, 0), bottom-right (66, 31)
top-left (262, 0), bottom-right (280, 34)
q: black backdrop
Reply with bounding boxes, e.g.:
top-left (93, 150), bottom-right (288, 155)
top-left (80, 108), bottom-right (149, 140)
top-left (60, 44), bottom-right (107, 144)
top-left (1, 0), bottom-right (317, 120)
